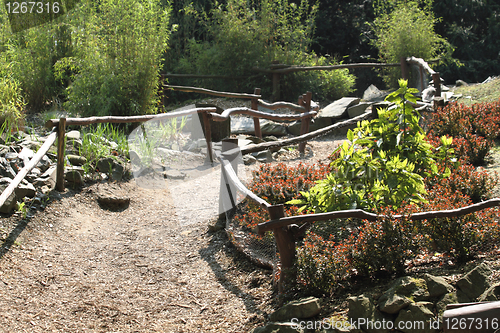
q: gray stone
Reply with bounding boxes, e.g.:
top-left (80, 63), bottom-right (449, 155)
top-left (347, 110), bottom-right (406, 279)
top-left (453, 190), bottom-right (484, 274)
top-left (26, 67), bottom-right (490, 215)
top-left (250, 322), bottom-right (304, 333)
top-left (287, 117), bottom-right (333, 136)
top-left (66, 130), bottom-right (81, 140)
top-left (15, 182), bottom-right (36, 198)
top-left (4, 152), bottom-right (19, 160)
top-left (243, 155), bottom-right (257, 165)
top-left (96, 157), bottom-right (115, 173)
top-left (35, 155), bottom-right (52, 173)
top-left (67, 154), bottom-right (87, 166)
top-left (436, 292), bottom-right (458, 317)
top-left (253, 150), bottom-right (273, 163)
top-left (456, 263), bottom-right (492, 300)
top-left (65, 169), bottom-right (84, 185)
top-left (363, 84), bottom-right (386, 102)
top-left (231, 117), bottom-right (287, 136)
top-left (164, 169), bottom-right (186, 180)
top-left (0, 185), bottom-right (17, 214)
top-left (378, 293), bottom-right (412, 314)
top-left (270, 297), bottom-right (321, 322)
top-left (0, 177), bottom-right (11, 185)
top-left (97, 195), bottom-right (130, 210)
top-left (455, 79), bottom-right (468, 87)
top-left (111, 163), bottom-right (125, 181)
top-left (66, 138), bottom-right (82, 150)
top-left (18, 147), bottom-right (34, 165)
top-left (424, 274), bottom-right (454, 297)
top-left (478, 282), bottom-right (500, 302)
top-left (348, 295), bottom-right (392, 333)
top-left (395, 303), bottom-right (437, 333)
top-left (319, 98), bottom-right (360, 119)
top-left (381, 277), bottom-right (430, 304)
top-left (347, 103), bottom-right (370, 118)
top-left (456, 289), bottom-right (471, 303)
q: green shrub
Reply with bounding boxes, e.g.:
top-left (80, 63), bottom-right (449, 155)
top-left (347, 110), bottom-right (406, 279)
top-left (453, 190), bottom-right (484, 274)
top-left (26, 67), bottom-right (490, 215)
top-left (371, 0), bottom-right (452, 87)
top-left (64, 0), bottom-right (170, 117)
top-left (169, 0), bottom-right (355, 102)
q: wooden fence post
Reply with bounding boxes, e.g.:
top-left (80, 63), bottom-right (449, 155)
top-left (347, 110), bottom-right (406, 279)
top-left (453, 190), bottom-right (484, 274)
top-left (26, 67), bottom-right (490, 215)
top-left (201, 110), bottom-right (214, 164)
top-left (251, 88), bottom-right (262, 138)
top-left (298, 92), bottom-right (312, 154)
top-left (269, 204), bottom-right (296, 295)
top-left (218, 138), bottom-right (239, 219)
top-left (56, 117), bottom-right (66, 192)
top-left (400, 57), bottom-right (409, 81)
top-left (432, 72), bottom-right (442, 97)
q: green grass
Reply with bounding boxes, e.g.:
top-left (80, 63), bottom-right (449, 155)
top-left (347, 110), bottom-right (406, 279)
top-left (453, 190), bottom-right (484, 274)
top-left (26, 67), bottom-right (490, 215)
top-left (452, 76), bottom-right (500, 105)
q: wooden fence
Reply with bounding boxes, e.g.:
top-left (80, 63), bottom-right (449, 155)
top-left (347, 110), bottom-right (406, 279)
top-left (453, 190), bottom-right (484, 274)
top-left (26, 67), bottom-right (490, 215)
top-left (164, 57), bottom-right (441, 102)
top-left (217, 110), bottom-right (500, 293)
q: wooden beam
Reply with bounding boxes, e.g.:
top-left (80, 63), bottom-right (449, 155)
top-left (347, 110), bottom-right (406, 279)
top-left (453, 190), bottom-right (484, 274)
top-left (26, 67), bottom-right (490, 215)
top-left (253, 62), bottom-right (401, 75)
top-left (164, 85), bottom-right (261, 99)
top-left (56, 118), bottom-right (66, 192)
top-left (209, 107), bottom-right (317, 123)
top-left (45, 108), bottom-right (217, 128)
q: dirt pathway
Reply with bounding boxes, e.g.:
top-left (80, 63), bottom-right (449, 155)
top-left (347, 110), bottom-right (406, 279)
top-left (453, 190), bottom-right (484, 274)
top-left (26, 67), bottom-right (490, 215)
top-left (0, 179), bottom-right (274, 332)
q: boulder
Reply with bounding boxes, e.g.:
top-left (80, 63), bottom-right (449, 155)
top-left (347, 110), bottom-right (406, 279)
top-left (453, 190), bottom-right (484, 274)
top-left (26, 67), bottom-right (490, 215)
top-left (423, 274), bottom-right (454, 297)
top-left (318, 98), bottom-right (360, 119)
top-left (67, 154), bottom-right (87, 166)
top-left (65, 168), bottom-right (84, 185)
top-left (347, 103), bottom-right (370, 118)
top-left (348, 295), bottom-right (392, 333)
top-left (96, 157), bottom-right (115, 173)
top-left (18, 147), bottom-right (34, 166)
top-left (231, 118), bottom-right (287, 136)
top-left (478, 282), bottom-right (500, 302)
top-left (252, 150), bottom-right (273, 163)
top-left (164, 169), bottom-right (186, 180)
top-left (378, 293), bottom-right (412, 314)
top-left (380, 277), bottom-right (430, 305)
top-left (66, 130), bottom-right (81, 140)
top-left (270, 297), bottom-right (321, 322)
top-left (0, 186), bottom-right (17, 214)
top-left (96, 194), bottom-right (130, 210)
top-left (436, 292), bottom-right (458, 317)
top-left (243, 155), bottom-right (257, 165)
top-left (395, 303), bottom-right (437, 333)
top-left (363, 84), bottom-right (386, 102)
top-left (456, 263), bottom-right (492, 300)
top-left (15, 182), bottom-right (36, 198)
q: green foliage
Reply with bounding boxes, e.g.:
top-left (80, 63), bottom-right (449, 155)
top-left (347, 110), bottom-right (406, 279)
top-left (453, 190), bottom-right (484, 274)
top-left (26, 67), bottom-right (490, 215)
top-left (0, 73), bottom-right (24, 126)
top-left (64, 0), bottom-right (170, 117)
top-left (168, 0), bottom-right (355, 102)
top-left (371, 0), bottom-right (452, 87)
top-left (289, 80), bottom-right (452, 213)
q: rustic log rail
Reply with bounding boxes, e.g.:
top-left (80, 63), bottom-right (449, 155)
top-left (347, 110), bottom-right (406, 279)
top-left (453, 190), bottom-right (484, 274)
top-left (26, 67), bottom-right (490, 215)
top-left (163, 85), bottom-right (318, 153)
top-left (45, 107), bottom-right (217, 191)
top-left (0, 131), bottom-right (57, 208)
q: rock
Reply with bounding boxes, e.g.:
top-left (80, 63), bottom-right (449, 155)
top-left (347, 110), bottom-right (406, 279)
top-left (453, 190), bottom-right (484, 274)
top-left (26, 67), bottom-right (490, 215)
top-left (243, 155), bottom-right (257, 165)
top-left (423, 274), bottom-right (454, 297)
top-left (478, 282), bottom-right (500, 301)
top-left (253, 150), bottom-right (273, 163)
top-left (318, 98), bottom-right (360, 119)
top-left (15, 182), bottom-right (36, 198)
top-left (35, 155), bottom-right (52, 173)
top-left (347, 103), bottom-right (370, 118)
top-left (66, 138), bottom-right (82, 150)
top-left (66, 130), bottom-right (81, 140)
top-left (231, 117), bottom-right (287, 136)
top-left (96, 195), bottom-right (130, 210)
top-left (456, 289), bottom-right (471, 303)
top-left (164, 169), bottom-right (186, 180)
top-left (111, 163), bottom-right (125, 181)
top-left (436, 292), bottom-right (458, 316)
top-left (363, 84), bottom-right (386, 101)
top-left (65, 168), bottom-right (84, 185)
top-left (0, 185), bottom-right (17, 214)
top-left (270, 297), bottom-right (321, 322)
top-left (18, 147), bottom-right (34, 165)
top-left (4, 152), bottom-right (19, 160)
top-left (287, 117), bottom-right (333, 136)
top-left (96, 157), bottom-right (115, 173)
top-left (250, 322), bottom-right (304, 333)
top-left (67, 154), bottom-right (87, 166)
top-left (33, 166), bottom-right (57, 189)
top-left (455, 79), bottom-right (468, 87)
top-left (395, 303), bottom-right (437, 333)
top-left (371, 101), bottom-right (393, 117)
top-left (348, 295), bottom-right (392, 333)
top-left (378, 293), bottom-right (412, 314)
top-left (456, 263), bottom-right (492, 300)
top-left (0, 177), bottom-right (11, 185)
top-left (380, 277), bottom-right (430, 307)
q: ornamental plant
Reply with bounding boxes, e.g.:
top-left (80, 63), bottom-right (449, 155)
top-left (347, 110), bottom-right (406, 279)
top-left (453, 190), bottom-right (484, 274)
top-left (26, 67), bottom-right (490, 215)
top-left (288, 79), bottom-right (453, 213)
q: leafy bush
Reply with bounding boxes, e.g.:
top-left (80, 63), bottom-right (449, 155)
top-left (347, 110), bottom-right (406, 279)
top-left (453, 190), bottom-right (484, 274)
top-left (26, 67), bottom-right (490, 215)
top-left (169, 0), bottom-right (356, 102)
top-left (371, 0), bottom-right (452, 87)
top-left (0, 73), bottom-right (24, 126)
top-left (64, 0), bottom-right (170, 117)
top-left (289, 80), bottom-right (452, 213)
